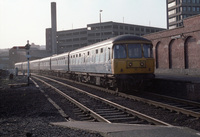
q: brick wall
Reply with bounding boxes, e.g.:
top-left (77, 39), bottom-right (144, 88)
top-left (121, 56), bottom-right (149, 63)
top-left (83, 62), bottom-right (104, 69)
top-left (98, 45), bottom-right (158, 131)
top-left (144, 15), bottom-right (200, 75)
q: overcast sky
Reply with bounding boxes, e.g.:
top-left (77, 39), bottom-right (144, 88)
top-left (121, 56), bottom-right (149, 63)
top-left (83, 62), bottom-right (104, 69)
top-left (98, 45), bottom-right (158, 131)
top-left (0, 0), bottom-right (166, 49)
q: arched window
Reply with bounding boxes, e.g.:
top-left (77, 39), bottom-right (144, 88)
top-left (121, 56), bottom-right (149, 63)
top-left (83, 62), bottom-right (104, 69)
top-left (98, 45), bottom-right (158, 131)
top-left (155, 42), bottom-right (161, 68)
top-left (168, 39), bottom-right (175, 69)
top-left (184, 36), bottom-right (192, 69)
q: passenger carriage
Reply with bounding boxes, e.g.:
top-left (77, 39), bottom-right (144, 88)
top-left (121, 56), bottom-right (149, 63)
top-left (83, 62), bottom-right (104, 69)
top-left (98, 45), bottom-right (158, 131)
top-left (69, 34), bottom-right (155, 90)
top-left (30, 59), bottom-right (40, 73)
top-left (15, 34), bottom-right (154, 91)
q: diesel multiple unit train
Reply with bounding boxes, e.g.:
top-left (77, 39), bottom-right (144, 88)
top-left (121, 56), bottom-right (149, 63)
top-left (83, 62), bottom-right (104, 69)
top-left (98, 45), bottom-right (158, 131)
top-left (15, 34), bottom-right (155, 91)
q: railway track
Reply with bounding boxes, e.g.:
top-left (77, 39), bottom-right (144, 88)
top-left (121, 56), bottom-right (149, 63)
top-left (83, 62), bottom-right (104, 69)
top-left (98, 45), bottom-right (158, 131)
top-left (131, 92), bottom-right (200, 118)
top-left (49, 74), bottom-right (200, 119)
top-left (32, 74), bottom-right (170, 126)
top-left (39, 73), bottom-right (200, 119)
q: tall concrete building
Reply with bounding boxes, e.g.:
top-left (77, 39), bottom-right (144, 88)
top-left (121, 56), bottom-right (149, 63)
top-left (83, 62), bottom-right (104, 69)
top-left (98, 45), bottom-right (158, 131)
top-left (167, 0), bottom-right (200, 29)
top-left (51, 21), bottom-right (165, 54)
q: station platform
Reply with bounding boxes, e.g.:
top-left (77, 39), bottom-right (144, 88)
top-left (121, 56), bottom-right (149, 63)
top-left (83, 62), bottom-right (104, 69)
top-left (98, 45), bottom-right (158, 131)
top-left (52, 121), bottom-right (200, 137)
top-left (155, 74), bottom-right (200, 83)
top-left (149, 74), bottom-right (200, 101)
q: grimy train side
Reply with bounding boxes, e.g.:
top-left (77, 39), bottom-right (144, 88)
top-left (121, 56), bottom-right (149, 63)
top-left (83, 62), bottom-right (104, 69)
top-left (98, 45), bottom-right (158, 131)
top-left (15, 34), bottom-right (155, 91)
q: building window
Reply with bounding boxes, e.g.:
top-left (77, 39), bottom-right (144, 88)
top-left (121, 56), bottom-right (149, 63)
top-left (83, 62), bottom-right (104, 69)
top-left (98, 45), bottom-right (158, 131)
top-left (188, 0), bottom-right (191, 3)
top-left (183, 15), bottom-right (187, 18)
top-left (192, 0), bottom-right (196, 3)
top-left (169, 25), bottom-right (176, 29)
top-left (168, 1), bottom-right (176, 8)
top-left (104, 25), bottom-right (112, 29)
top-left (151, 29), bottom-right (155, 33)
top-left (80, 31), bottom-right (87, 34)
top-left (169, 17), bottom-right (176, 23)
top-left (188, 7), bottom-right (191, 11)
top-left (197, 0), bottom-right (200, 3)
top-left (113, 25), bottom-right (118, 29)
top-left (135, 27), bottom-right (140, 31)
top-left (192, 7), bottom-right (196, 11)
top-left (197, 7), bottom-right (200, 11)
top-left (183, 7), bottom-right (187, 11)
top-left (104, 32), bottom-right (112, 35)
top-left (88, 33), bottom-right (95, 36)
top-left (183, 0), bottom-right (187, 3)
top-left (73, 32), bottom-right (79, 35)
top-left (168, 9), bottom-right (176, 15)
top-left (130, 27), bottom-right (134, 31)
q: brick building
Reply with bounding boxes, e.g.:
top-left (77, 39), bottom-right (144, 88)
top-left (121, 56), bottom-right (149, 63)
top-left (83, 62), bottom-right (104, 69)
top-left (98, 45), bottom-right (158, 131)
top-left (9, 46), bottom-right (51, 69)
top-left (144, 14), bottom-right (200, 75)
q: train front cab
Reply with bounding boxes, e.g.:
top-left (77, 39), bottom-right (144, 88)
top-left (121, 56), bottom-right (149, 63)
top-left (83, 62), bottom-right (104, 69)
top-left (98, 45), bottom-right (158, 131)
top-left (112, 41), bottom-right (155, 91)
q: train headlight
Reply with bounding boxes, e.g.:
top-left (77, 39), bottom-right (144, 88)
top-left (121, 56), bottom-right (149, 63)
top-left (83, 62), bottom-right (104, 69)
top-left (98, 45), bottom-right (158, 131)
top-left (129, 62), bottom-right (132, 67)
top-left (140, 62), bottom-right (144, 66)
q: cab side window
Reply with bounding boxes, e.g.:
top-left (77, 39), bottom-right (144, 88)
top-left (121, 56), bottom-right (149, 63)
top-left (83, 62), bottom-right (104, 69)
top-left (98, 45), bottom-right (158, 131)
top-left (113, 45), bottom-right (127, 59)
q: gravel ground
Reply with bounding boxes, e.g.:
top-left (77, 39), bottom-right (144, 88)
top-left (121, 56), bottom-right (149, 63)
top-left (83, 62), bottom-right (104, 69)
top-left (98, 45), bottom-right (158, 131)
top-left (0, 76), bottom-right (103, 137)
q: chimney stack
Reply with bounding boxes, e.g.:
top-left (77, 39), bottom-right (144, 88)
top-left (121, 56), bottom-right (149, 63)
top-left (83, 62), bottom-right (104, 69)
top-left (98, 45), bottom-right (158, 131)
top-left (51, 2), bottom-right (57, 54)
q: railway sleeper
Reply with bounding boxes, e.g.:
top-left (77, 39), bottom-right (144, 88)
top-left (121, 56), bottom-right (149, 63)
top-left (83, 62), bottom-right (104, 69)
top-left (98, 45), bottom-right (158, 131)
top-left (79, 117), bottom-right (94, 121)
top-left (107, 116), bottom-right (139, 122)
top-left (95, 108), bottom-right (117, 111)
top-left (99, 112), bottom-right (125, 116)
top-left (103, 114), bottom-right (129, 118)
top-left (96, 110), bottom-right (120, 114)
top-left (190, 108), bottom-right (200, 112)
top-left (127, 120), bottom-right (149, 124)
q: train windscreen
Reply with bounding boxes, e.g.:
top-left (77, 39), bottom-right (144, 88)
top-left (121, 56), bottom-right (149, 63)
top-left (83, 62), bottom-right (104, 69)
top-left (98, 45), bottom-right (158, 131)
top-left (114, 44), bottom-right (153, 59)
top-left (143, 44), bottom-right (153, 58)
top-left (113, 45), bottom-right (127, 59)
top-left (128, 44), bottom-right (142, 58)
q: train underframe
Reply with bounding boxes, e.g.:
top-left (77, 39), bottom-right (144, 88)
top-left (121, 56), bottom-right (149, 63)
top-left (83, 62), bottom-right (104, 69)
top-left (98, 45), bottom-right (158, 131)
top-left (70, 72), bottom-right (155, 92)
top-left (36, 70), bottom-right (154, 92)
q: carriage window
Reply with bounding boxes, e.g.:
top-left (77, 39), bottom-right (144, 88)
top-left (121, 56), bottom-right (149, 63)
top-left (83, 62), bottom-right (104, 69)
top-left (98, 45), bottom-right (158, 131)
top-left (101, 48), bottom-right (103, 53)
top-left (143, 44), bottom-right (153, 58)
top-left (113, 45), bottom-right (127, 59)
top-left (128, 44), bottom-right (142, 58)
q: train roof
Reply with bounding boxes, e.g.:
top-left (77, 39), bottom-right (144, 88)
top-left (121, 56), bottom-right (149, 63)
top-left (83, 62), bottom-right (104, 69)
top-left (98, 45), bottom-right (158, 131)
top-left (40, 56), bottom-right (51, 61)
top-left (112, 34), bottom-right (151, 43)
top-left (51, 52), bottom-right (69, 59)
top-left (70, 34), bottom-right (151, 53)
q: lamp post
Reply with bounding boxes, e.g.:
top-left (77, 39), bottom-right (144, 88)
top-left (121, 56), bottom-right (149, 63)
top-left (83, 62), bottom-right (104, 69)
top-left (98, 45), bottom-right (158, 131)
top-left (25, 40), bottom-right (31, 86)
top-left (99, 10), bottom-right (103, 41)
